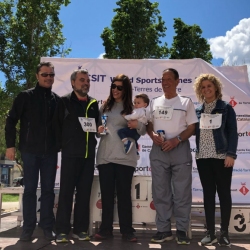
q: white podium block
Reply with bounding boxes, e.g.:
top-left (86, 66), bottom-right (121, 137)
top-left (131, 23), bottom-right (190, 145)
top-left (90, 176), bottom-right (156, 223)
top-left (131, 176), bottom-right (156, 222)
top-left (229, 208), bottom-right (250, 234)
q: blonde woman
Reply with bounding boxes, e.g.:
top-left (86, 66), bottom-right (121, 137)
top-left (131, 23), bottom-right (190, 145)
top-left (193, 74), bottom-right (238, 247)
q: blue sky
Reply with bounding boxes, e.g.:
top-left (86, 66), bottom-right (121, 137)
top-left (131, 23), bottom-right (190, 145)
top-left (0, 0), bottom-right (250, 84)
top-left (59, 0), bottom-right (250, 66)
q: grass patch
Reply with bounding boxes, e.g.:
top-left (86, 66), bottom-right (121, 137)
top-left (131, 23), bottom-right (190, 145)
top-left (2, 194), bottom-right (19, 202)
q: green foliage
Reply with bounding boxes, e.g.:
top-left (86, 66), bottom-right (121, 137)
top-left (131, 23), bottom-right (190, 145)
top-left (101, 0), bottom-right (168, 59)
top-left (0, 0), bottom-right (71, 95)
top-left (169, 18), bottom-right (213, 63)
top-left (2, 194), bottom-right (19, 202)
top-left (0, 0), bottom-right (71, 163)
top-left (0, 87), bottom-right (12, 158)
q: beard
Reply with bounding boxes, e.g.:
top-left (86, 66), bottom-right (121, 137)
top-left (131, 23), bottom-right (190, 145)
top-left (74, 87), bottom-right (89, 97)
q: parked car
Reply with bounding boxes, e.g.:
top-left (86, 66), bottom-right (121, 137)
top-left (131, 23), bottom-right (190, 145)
top-left (12, 177), bottom-right (24, 187)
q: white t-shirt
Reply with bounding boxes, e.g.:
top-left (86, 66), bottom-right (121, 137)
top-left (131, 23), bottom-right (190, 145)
top-left (147, 94), bottom-right (198, 139)
top-left (124, 107), bottom-right (147, 124)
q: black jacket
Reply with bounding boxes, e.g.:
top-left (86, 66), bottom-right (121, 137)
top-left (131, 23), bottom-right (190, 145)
top-left (53, 91), bottom-right (99, 158)
top-left (5, 83), bottom-right (60, 154)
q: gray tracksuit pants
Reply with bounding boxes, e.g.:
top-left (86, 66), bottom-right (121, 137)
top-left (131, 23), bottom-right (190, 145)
top-left (150, 140), bottom-right (192, 232)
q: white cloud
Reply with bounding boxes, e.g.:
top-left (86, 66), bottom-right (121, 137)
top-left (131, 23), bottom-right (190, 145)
top-left (209, 18), bottom-right (250, 65)
top-left (98, 53), bottom-right (105, 59)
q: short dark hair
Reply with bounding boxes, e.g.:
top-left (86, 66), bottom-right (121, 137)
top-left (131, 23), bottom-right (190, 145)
top-left (135, 93), bottom-right (150, 107)
top-left (162, 68), bottom-right (179, 80)
top-left (71, 69), bottom-right (89, 81)
top-left (36, 62), bottom-right (54, 73)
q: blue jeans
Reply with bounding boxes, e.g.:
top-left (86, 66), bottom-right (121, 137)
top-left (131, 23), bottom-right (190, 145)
top-left (21, 152), bottom-right (57, 231)
top-left (117, 127), bottom-right (140, 149)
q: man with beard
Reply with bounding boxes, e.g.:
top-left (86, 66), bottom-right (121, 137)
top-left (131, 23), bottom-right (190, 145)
top-left (54, 68), bottom-right (99, 242)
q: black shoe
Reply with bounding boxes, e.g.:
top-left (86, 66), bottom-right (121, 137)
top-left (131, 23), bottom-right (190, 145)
top-left (94, 230), bottom-right (113, 240)
top-left (176, 230), bottom-right (190, 245)
top-left (218, 230), bottom-right (231, 247)
top-left (20, 229), bottom-right (33, 241)
top-left (122, 233), bottom-right (137, 242)
top-left (151, 231), bottom-right (173, 242)
top-left (44, 229), bottom-right (55, 241)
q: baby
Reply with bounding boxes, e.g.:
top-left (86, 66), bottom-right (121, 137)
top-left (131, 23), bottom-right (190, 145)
top-left (117, 93), bottom-right (149, 158)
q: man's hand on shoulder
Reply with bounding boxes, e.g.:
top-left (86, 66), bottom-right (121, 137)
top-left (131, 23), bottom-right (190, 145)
top-left (6, 147), bottom-right (15, 161)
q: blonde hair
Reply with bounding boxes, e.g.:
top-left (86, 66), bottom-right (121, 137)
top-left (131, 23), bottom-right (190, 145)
top-left (193, 73), bottom-right (223, 103)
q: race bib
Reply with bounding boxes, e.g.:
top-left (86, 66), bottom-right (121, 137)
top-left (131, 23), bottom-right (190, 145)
top-left (154, 106), bottom-right (174, 120)
top-left (200, 114), bottom-right (222, 129)
top-left (78, 117), bottom-right (97, 132)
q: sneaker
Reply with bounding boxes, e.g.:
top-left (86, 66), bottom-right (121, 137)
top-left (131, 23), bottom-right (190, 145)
top-left (151, 231), bottom-right (173, 243)
top-left (122, 232), bottom-right (137, 242)
top-left (56, 233), bottom-right (69, 243)
top-left (218, 230), bottom-right (231, 247)
top-left (124, 140), bottom-right (134, 154)
top-left (94, 230), bottom-right (114, 240)
top-left (43, 229), bottom-right (55, 241)
top-left (72, 232), bottom-right (90, 241)
top-left (201, 230), bottom-right (217, 246)
top-left (20, 229), bottom-right (33, 241)
top-left (176, 230), bottom-right (190, 245)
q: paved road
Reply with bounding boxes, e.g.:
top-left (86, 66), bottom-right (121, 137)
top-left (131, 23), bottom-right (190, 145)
top-left (0, 216), bottom-right (250, 250)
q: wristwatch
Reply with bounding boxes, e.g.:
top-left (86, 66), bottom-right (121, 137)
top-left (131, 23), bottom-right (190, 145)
top-left (177, 135), bottom-right (182, 142)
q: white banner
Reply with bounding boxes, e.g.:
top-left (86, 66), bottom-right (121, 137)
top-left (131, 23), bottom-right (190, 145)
top-left (42, 57), bottom-right (250, 204)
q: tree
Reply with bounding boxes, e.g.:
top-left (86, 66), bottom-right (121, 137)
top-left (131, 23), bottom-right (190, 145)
top-left (0, 0), bottom-right (71, 96)
top-left (0, 0), bottom-right (71, 164)
top-left (0, 87), bottom-right (11, 159)
top-left (101, 0), bottom-right (168, 59)
top-left (169, 18), bottom-right (213, 63)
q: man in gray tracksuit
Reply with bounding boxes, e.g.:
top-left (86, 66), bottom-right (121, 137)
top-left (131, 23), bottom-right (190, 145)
top-left (146, 68), bottom-right (197, 245)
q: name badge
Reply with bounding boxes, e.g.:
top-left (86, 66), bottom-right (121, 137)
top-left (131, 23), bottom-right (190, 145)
top-left (200, 114), bottom-right (222, 129)
top-left (154, 106), bottom-right (174, 120)
top-left (78, 117), bottom-right (97, 132)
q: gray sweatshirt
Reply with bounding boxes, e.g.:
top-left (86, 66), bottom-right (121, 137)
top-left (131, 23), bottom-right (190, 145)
top-left (96, 101), bottom-right (146, 168)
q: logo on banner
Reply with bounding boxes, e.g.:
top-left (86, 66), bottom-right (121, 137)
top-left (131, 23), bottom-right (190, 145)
top-left (237, 149), bottom-right (250, 155)
top-left (135, 166), bottom-right (151, 172)
top-left (192, 166), bottom-right (198, 173)
top-left (236, 114), bottom-right (250, 121)
top-left (136, 203), bottom-right (140, 209)
top-left (238, 131), bottom-right (250, 137)
top-left (239, 183), bottom-right (249, 195)
top-left (229, 97), bottom-right (237, 107)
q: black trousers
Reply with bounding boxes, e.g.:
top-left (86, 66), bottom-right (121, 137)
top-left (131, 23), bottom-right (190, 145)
top-left (98, 163), bottom-right (135, 234)
top-left (196, 158), bottom-right (233, 232)
top-left (56, 156), bottom-right (94, 234)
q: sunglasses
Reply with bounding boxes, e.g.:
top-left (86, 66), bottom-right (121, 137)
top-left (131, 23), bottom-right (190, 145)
top-left (39, 73), bottom-right (55, 78)
top-left (111, 83), bottom-right (123, 91)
